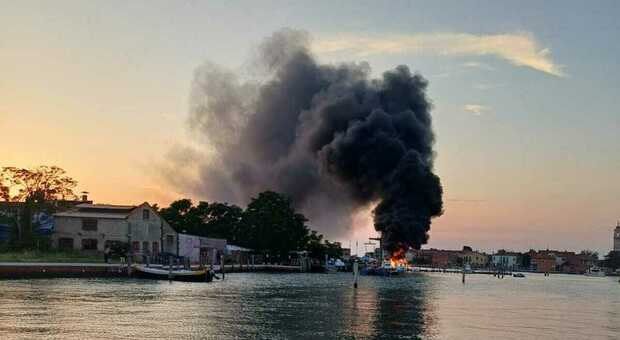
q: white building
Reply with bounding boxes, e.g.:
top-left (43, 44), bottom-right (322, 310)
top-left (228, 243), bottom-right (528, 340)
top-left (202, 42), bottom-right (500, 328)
top-left (177, 233), bottom-right (227, 264)
top-left (52, 202), bottom-right (177, 254)
top-left (491, 252), bottom-right (519, 269)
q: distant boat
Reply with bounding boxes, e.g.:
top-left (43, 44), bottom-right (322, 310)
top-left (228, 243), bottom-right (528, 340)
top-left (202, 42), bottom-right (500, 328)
top-left (584, 266), bottom-right (605, 277)
top-left (132, 264), bottom-right (210, 282)
top-left (513, 273), bottom-right (525, 278)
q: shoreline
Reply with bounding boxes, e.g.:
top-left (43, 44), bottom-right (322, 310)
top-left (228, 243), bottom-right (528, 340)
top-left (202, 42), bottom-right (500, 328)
top-left (0, 262), bottom-right (307, 279)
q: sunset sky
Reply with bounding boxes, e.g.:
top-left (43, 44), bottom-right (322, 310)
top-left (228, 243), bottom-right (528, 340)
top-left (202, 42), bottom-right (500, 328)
top-left (2, 1), bottom-right (619, 255)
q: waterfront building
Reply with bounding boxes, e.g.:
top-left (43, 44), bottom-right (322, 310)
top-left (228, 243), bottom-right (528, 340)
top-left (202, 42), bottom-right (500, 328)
top-left (528, 250), bottom-right (596, 274)
top-left (614, 222), bottom-right (620, 251)
top-left (530, 251), bottom-right (557, 273)
top-left (490, 250), bottom-right (519, 269)
top-left (178, 232), bottom-right (227, 264)
top-left (414, 249), bottom-right (460, 268)
top-left (561, 252), bottom-right (596, 274)
top-left (52, 202), bottom-right (177, 254)
top-left (459, 249), bottom-right (489, 268)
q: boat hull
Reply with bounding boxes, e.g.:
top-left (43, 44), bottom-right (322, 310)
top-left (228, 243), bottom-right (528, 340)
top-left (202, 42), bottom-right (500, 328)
top-left (132, 265), bottom-right (209, 282)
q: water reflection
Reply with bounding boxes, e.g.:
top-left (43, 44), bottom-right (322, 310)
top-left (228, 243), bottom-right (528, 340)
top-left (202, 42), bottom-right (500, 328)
top-left (1, 273), bottom-right (619, 339)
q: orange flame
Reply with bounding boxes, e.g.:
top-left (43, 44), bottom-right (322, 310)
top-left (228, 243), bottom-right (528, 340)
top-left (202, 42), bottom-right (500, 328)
top-left (389, 249), bottom-right (408, 268)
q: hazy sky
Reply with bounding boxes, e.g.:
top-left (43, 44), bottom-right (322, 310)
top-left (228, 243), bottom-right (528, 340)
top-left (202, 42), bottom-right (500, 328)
top-left (2, 1), bottom-right (619, 255)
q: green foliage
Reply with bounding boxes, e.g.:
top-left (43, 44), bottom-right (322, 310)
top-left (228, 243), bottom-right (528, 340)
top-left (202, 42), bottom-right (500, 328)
top-left (199, 202), bottom-right (244, 242)
top-left (160, 191), bottom-right (345, 261)
top-left (241, 191), bottom-right (309, 258)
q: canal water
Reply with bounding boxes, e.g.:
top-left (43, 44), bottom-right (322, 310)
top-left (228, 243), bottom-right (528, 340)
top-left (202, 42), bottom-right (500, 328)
top-left (0, 272), bottom-right (619, 339)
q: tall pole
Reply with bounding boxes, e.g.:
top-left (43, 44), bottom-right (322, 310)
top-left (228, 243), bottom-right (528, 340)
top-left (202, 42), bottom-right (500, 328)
top-left (353, 261), bottom-right (359, 288)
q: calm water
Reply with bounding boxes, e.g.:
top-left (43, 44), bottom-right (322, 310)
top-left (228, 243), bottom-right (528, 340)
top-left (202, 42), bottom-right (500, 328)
top-left (1, 272), bottom-right (619, 339)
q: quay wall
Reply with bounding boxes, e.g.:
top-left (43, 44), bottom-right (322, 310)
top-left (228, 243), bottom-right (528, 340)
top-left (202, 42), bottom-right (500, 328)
top-left (0, 263), bottom-right (310, 279)
top-left (0, 263), bottom-right (127, 279)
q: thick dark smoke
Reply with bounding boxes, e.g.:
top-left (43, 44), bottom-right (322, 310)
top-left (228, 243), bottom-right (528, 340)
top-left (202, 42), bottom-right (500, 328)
top-left (183, 28), bottom-right (443, 252)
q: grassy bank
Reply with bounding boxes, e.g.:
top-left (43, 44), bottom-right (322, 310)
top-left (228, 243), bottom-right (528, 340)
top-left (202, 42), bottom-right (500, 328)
top-left (0, 250), bottom-right (102, 263)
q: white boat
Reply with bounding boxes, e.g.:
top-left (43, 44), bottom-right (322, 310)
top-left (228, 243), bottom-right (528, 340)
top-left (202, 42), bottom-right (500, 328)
top-left (584, 266), bottom-right (605, 277)
top-left (132, 264), bottom-right (211, 282)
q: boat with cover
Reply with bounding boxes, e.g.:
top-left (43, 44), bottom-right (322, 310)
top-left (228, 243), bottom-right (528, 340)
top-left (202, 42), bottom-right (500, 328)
top-left (132, 264), bottom-right (211, 282)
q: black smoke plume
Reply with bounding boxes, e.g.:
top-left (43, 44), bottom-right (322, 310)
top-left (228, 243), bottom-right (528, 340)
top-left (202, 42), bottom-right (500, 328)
top-left (183, 29), bottom-right (443, 252)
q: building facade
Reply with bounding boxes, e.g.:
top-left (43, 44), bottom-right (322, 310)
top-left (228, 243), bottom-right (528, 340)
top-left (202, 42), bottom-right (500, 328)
top-left (530, 252), bottom-right (556, 273)
top-left (177, 233), bottom-right (227, 264)
top-left (490, 251), bottom-right (519, 269)
top-left (460, 250), bottom-right (489, 268)
top-left (52, 202), bottom-right (177, 255)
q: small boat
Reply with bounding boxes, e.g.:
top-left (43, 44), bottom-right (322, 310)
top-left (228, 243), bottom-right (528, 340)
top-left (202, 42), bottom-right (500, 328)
top-left (132, 264), bottom-right (211, 282)
top-left (513, 273), bottom-right (525, 278)
top-left (584, 266), bottom-right (606, 277)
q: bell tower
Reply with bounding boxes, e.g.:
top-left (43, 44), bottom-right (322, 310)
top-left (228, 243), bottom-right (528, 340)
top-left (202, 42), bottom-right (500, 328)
top-left (614, 222), bottom-right (620, 252)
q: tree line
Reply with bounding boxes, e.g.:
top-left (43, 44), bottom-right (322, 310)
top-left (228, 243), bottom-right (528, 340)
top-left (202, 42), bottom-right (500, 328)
top-left (158, 191), bottom-right (344, 261)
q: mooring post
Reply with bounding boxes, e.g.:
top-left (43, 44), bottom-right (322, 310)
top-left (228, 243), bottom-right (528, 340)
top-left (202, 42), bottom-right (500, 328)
top-left (127, 252), bottom-right (133, 277)
top-left (220, 254), bottom-right (225, 280)
top-left (462, 267), bottom-right (466, 284)
top-left (168, 256), bottom-right (173, 281)
top-left (353, 261), bottom-right (359, 288)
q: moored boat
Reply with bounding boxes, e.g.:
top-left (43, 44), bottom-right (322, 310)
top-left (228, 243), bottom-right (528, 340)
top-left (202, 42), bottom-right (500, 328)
top-left (584, 266), bottom-right (606, 277)
top-left (132, 264), bottom-right (211, 282)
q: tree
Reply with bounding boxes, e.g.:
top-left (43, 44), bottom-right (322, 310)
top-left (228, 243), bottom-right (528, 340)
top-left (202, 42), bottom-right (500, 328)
top-left (1, 166), bottom-right (78, 248)
top-left (159, 191), bottom-right (341, 262)
top-left (0, 166), bottom-right (78, 202)
top-left (199, 202), bottom-right (244, 243)
top-left (304, 230), bottom-right (325, 258)
top-left (159, 199), bottom-right (195, 233)
top-left (579, 249), bottom-right (599, 259)
top-left (159, 199), bottom-right (245, 242)
top-left (242, 191), bottom-right (310, 260)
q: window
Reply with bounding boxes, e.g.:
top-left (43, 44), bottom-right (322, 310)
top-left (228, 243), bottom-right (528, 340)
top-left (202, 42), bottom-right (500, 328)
top-left (152, 242), bottom-right (159, 255)
top-left (132, 241), bottom-right (140, 252)
top-left (58, 238), bottom-right (74, 251)
top-left (142, 241), bottom-right (149, 254)
top-left (81, 239), bottom-right (98, 250)
top-left (82, 218), bottom-right (98, 231)
top-left (142, 209), bottom-right (150, 220)
top-left (166, 235), bottom-right (174, 248)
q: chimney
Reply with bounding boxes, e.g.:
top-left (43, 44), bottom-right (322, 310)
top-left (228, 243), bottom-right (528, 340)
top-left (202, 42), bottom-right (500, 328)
top-left (81, 191), bottom-right (89, 202)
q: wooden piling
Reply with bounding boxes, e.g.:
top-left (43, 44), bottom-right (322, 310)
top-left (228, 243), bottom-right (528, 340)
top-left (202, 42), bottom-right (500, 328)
top-left (168, 256), bottom-right (173, 281)
top-left (220, 254), bottom-right (225, 280)
top-left (127, 253), bottom-right (132, 276)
